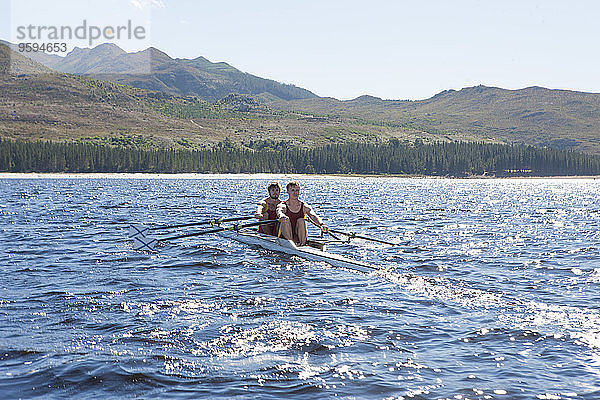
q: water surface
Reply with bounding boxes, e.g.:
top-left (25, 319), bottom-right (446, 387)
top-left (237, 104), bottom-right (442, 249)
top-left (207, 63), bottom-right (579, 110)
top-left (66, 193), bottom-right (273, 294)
top-left (1, 175), bottom-right (599, 399)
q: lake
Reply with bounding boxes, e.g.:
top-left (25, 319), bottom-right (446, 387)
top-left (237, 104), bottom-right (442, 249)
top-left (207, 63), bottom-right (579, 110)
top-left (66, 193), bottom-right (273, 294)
top-left (1, 175), bottom-right (599, 399)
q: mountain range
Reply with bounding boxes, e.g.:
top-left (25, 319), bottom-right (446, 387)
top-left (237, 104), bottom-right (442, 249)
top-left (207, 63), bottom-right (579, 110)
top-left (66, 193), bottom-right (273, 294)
top-left (2, 41), bottom-right (316, 102)
top-left (0, 42), bottom-right (420, 149)
top-left (2, 41), bottom-right (600, 155)
top-left (268, 85), bottom-right (600, 154)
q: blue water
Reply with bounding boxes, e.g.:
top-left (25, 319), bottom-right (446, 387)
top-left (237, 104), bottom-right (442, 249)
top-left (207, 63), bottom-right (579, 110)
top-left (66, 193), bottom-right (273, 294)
top-left (1, 175), bottom-right (600, 399)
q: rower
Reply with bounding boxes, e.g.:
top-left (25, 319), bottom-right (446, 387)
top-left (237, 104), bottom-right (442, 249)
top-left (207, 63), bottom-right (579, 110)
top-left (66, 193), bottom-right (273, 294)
top-left (277, 181), bottom-right (328, 246)
top-left (255, 182), bottom-right (282, 236)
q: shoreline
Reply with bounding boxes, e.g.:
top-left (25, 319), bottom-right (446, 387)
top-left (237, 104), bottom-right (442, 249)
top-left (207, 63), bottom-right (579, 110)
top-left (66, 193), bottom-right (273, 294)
top-left (0, 172), bottom-right (599, 180)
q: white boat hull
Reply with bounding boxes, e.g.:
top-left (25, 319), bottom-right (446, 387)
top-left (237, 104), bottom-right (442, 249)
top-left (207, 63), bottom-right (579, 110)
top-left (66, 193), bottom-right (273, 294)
top-left (219, 230), bottom-right (376, 273)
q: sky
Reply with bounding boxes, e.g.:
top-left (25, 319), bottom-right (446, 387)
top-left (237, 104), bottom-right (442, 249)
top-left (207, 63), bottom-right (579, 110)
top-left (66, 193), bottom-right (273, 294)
top-left (2, 0), bottom-right (600, 100)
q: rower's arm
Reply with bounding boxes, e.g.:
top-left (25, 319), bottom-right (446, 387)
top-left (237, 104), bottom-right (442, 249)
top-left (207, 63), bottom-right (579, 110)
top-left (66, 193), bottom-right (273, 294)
top-left (276, 203), bottom-right (288, 220)
top-left (304, 204), bottom-right (328, 232)
top-left (255, 200), bottom-right (266, 219)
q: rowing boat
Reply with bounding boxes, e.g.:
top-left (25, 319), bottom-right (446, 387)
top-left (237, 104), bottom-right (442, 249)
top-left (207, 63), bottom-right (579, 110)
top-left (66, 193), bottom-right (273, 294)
top-left (219, 229), bottom-right (376, 273)
top-left (130, 216), bottom-right (389, 272)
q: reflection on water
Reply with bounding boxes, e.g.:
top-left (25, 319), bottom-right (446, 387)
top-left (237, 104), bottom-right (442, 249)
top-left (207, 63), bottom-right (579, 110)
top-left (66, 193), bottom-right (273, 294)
top-left (0, 175), bottom-right (599, 399)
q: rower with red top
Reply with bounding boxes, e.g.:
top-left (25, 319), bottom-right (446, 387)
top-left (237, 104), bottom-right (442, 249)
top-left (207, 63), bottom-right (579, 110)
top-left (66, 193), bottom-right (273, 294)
top-left (277, 181), bottom-right (328, 246)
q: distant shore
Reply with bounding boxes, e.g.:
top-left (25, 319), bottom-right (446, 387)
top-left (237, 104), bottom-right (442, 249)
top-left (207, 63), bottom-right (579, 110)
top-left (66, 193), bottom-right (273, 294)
top-left (1, 172), bottom-right (599, 180)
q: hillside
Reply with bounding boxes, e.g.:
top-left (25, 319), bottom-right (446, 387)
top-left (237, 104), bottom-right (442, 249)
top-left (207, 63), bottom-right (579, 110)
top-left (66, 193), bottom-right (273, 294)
top-left (266, 85), bottom-right (600, 155)
top-left (14, 42), bottom-right (317, 102)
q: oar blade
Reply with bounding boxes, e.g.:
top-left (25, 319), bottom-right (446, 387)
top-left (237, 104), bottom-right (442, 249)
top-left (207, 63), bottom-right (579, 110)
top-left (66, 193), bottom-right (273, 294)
top-left (132, 235), bottom-right (158, 251)
top-left (129, 224), bottom-right (150, 239)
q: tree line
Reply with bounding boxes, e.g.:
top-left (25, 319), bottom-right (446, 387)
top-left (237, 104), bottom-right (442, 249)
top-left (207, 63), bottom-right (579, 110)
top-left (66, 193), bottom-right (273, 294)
top-left (1, 138), bottom-right (599, 176)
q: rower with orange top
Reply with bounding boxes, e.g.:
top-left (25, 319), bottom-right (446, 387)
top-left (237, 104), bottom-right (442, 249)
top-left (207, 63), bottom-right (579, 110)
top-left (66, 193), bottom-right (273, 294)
top-left (254, 182), bottom-right (282, 236)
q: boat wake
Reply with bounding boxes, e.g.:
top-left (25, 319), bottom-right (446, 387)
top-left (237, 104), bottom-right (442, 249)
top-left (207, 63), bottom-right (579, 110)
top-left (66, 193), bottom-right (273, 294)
top-left (372, 268), bottom-right (600, 354)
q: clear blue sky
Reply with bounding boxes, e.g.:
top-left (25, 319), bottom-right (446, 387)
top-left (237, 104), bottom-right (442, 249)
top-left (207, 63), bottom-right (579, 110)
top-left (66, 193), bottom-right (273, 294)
top-left (3, 0), bottom-right (600, 100)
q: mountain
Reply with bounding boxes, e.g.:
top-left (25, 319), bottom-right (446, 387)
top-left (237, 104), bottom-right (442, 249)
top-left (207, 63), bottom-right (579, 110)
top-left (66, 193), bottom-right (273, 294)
top-left (22, 43), bottom-right (317, 102)
top-left (48, 43), bottom-right (129, 73)
top-left (0, 42), bottom-right (413, 149)
top-left (265, 85), bottom-right (600, 155)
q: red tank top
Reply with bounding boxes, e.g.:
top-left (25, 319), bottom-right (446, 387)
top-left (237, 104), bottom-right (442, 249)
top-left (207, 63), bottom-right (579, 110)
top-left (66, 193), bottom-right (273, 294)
top-left (285, 201), bottom-right (305, 230)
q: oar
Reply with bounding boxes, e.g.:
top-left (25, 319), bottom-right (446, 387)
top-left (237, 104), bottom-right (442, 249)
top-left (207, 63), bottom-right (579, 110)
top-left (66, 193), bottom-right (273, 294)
top-left (328, 229), bottom-right (397, 246)
top-left (326, 230), bottom-right (342, 241)
top-left (132, 219), bottom-right (280, 251)
top-left (129, 216), bottom-right (254, 238)
top-left (152, 216), bottom-right (254, 230)
top-left (160, 219), bottom-right (279, 241)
